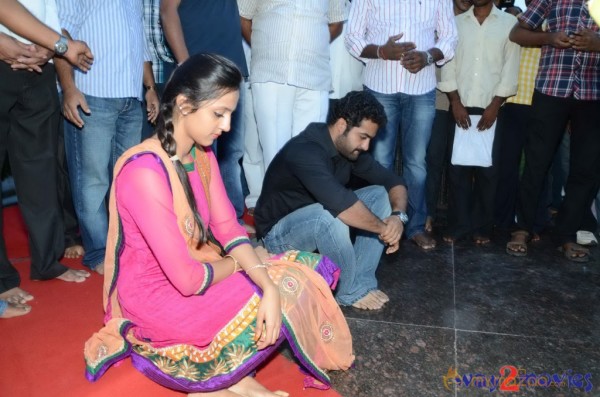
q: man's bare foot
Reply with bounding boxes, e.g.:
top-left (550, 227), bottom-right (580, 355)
top-left (352, 292), bottom-right (384, 310)
top-left (64, 244), bottom-right (85, 259)
top-left (372, 289), bottom-right (390, 303)
top-left (411, 232), bottom-right (437, 251)
top-left (229, 376), bottom-right (289, 397)
top-left (93, 263), bottom-right (105, 275)
top-left (56, 269), bottom-right (91, 283)
top-left (425, 216), bottom-right (433, 233)
top-left (0, 287), bottom-right (34, 304)
top-left (0, 300), bottom-right (31, 318)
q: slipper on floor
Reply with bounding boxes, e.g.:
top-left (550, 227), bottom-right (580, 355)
top-left (558, 243), bottom-right (590, 263)
top-left (576, 230), bottom-right (598, 246)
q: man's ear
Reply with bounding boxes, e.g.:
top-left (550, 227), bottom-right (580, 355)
top-left (334, 117), bottom-right (348, 135)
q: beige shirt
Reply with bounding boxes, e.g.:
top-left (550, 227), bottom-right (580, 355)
top-left (438, 6), bottom-right (520, 108)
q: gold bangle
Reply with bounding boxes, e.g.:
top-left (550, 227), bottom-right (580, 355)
top-left (224, 255), bottom-right (239, 276)
top-left (245, 263), bottom-right (269, 273)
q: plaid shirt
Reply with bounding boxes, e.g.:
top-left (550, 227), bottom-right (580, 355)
top-left (520, 0), bottom-right (600, 100)
top-left (143, 0), bottom-right (175, 84)
top-left (506, 46), bottom-right (541, 105)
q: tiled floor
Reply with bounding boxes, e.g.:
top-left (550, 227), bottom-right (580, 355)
top-left (327, 233), bottom-right (600, 396)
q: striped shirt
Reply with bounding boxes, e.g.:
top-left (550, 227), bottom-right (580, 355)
top-left (238, 0), bottom-right (345, 91)
top-left (143, 0), bottom-right (175, 84)
top-left (345, 0), bottom-right (458, 95)
top-left (520, 0), bottom-right (600, 100)
top-left (506, 46), bottom-right (541, 105)
top-left (57, 0), bottom-right (150, 100)
top-left (438, 6), bottom-right (520, 108)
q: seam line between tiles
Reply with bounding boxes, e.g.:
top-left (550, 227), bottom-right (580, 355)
top-left (452, 242), bottom-right (457, 397)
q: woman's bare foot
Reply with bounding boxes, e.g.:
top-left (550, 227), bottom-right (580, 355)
top-left (0, 300), bottom-right (31, 318)
top-left (56, 269), bottom-right (91, 283)
top-left (188, 390), bottom-right (242, 396)
top-left (352, 292), bottom-right (384, 310)
top-left (64, 244), bottom-right (85, 259)
top-left (229, 376), bottom-right (288, 397)
top-left (0, 287), bottom-right (34, 304)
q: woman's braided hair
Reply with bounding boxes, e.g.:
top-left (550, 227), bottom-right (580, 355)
top-left (154, 53), bottom-right (242, 247)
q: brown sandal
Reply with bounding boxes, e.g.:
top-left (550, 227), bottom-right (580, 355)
top-left (558, 243), bottom-right (590, 263)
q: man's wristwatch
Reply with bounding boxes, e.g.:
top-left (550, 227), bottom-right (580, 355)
top-left (54, 35), bottom-right (69, 56)
top-left (425, 50), bottom-right (434, 66)
top-left (391, 210), bottom-right (409, 224)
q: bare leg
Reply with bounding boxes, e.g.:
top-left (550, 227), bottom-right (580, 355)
top-left (63, 244), bottom-right (85, 259)
top-left (56, 268), bottom-right (91, 283)
top-left (0, 287), bottom-right (34, 304)
top-left (229, 376), bottom-right (289, 397)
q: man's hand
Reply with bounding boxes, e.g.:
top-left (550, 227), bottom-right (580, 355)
top-left (379, 215), bottom-right (403, 247)
top-left (477, 103), bottom-right (500, 131)
top-left (63, 39), bottom-right (93, 72)
top-left (401, 50), bottom-right (428, 74)
top-left (451, 100), bottom-right (471, 130)
top-left (12, 44), bottom-right (52, 72)
top-left (549, 32), bottom-right (572, 49)
top-left (145, 88), bottom-right (160, 124)
top-left (385, 240), bottom-right (400, 254)
top-left (0, 33), bottom-right (49, 72)
top-left (571, 29), bottom-right (600, 52)
top-left (62, 87), bottom-right (90, 128)
top-left (379, 33), bottom-right (416, 61)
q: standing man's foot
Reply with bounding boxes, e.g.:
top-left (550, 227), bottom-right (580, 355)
top-left (0, 287), bottom-right (34, 304)
top-left (63, 244), bottom-right (85, 259)
top-left (56, 269), bottom-right (91, 283)
top-left (425, 216), bottom-right (433, 233)
top-left (372, 289), bottom-right (390, 303)
top-left (93, 263), bottom-right (105, 275)
top-left (411, 232), bottom-right (437, 251)
top-left (0, 301), bottom-right (31, 318)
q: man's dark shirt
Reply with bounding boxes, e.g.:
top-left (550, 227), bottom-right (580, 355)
top-left (255, 122), bottom-right (405, 238)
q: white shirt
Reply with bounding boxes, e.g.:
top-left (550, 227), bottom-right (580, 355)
top-left (0, 0), bottom-right (61, 44)
top-left (238, 0), bottom-right (345, 91)
top-left (345, 0), bottom-right (458, 95)
top-left (438, 6), bottom-right (520, 108)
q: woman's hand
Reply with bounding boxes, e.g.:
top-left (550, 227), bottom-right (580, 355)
top-left (254, 283), bottom-right (281, 350)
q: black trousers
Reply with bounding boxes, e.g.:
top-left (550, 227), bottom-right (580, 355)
top-left (516, 90), bottom-right (600, 244)
top-left (446, 107), bottom-right (503, 239)
top-left (0, 62), bottom-right (67, 290)
top-left (425, 109), bottom-right (453, 220)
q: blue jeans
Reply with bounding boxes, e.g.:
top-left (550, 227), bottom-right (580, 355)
top-left (366, 87), bottom-right (436, 238)
top-left (262, 186), bottom-right (391, 305)
top-left (212, 85), bottom-right (245, 223)
top-left (65, 95), bottom-right (143, 268)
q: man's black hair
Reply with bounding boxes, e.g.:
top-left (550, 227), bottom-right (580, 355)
top-left (327, 91), bottom-right (387, 129)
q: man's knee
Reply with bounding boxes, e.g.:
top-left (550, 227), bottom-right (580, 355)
top-left (360, 186), bottom-right (391, 219)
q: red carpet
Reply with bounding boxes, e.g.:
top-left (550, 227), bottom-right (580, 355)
top-left (0, 205), bottom-right (343, 397)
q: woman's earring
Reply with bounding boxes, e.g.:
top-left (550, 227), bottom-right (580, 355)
top-left (178, 104), bottom-right (188, 116)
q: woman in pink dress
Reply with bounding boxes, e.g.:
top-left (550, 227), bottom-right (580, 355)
top-left (84, 54), bottom-right (354, 396)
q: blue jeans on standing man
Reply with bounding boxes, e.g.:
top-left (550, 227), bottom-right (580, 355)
top-left (65, 95), bottom-right (143, 269)
top-left (262, 186), bottom-right (391, 306)
top-left (366, 88), bottom-right (436, 239)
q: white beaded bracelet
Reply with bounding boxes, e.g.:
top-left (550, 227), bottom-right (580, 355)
top-left (245, 263), bottom-right (269, 273)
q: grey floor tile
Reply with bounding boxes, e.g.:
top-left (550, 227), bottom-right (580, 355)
top-left (330, 318), bottom-right (456, 397)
